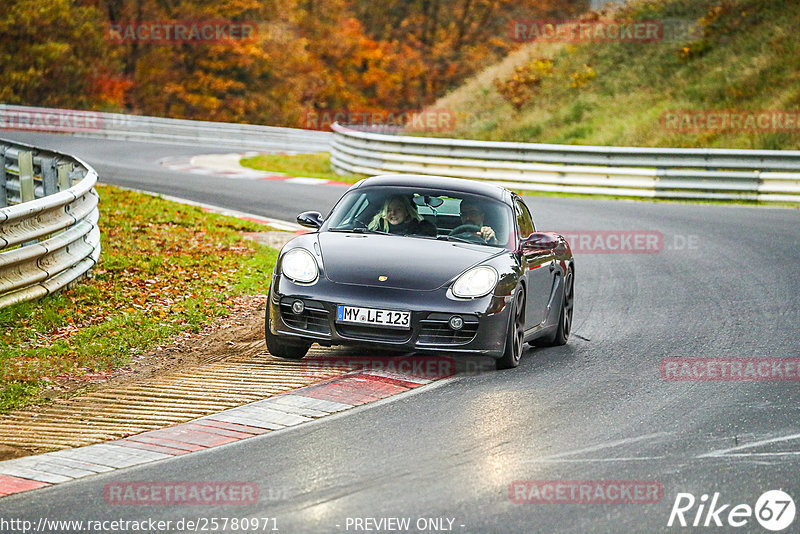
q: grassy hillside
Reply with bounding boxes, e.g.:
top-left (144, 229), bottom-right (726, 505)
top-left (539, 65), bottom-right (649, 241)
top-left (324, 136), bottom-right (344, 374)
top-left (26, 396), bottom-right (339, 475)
top-left (423, 0), bottom-right (800, 149)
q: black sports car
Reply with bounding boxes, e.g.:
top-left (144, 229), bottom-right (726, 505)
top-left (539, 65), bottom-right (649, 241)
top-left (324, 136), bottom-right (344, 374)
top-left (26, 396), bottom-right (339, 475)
top-left (265, 174), bottom-right (574, 369)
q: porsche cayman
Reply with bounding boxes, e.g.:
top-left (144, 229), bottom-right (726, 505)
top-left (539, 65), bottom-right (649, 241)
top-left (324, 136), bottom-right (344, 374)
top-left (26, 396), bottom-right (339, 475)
top-left (265, 174), bottom-right (574, 369)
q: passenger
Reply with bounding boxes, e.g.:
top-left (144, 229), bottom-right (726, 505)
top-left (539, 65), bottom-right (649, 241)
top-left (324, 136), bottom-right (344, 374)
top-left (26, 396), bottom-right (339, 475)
top-left (457, 198), bottom-right (498, 244)
top-left (368, 195), bottom-right (436, 236)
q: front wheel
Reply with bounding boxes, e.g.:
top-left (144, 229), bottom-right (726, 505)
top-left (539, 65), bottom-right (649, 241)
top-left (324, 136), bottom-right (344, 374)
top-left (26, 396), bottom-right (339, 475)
top-left (265, 299), bottom-right (311, 360)
top-left (496, 286), bottom-right (525, 370)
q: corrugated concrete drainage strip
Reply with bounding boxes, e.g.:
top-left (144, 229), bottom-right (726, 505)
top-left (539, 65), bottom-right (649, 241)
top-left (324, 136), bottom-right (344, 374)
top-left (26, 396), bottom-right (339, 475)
top-left (0, 346), bottom-right (453, 499)
top-left (0, 346), bottom-right (388, 454)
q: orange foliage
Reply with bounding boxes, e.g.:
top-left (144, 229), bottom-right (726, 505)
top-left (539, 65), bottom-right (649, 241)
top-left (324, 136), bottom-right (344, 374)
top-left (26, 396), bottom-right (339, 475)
top-left (87, 73), bottom-right (134, 108)
top-left (6, 0), bottom-right (589, 125)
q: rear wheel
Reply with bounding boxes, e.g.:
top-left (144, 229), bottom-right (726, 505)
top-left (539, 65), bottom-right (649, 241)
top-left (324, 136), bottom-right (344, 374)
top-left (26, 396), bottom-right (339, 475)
top-left (496, 286), bottom-right (525, 370)
top-left (540, 266), bottom-right (574, 347)
top-left (265, 298), bottom-right (311, 360)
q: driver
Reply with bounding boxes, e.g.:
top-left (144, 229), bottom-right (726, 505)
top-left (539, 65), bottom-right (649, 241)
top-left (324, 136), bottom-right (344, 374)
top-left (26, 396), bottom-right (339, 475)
top-left (458, 199), bottom-right (498, 244)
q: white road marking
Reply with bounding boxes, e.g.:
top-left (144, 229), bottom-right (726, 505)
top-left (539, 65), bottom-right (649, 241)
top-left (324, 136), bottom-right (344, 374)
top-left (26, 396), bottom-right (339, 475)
top-left (520, 432), bottom-right (670, 463)
top-left (523, 456), bottom-right (667, 463)
top-left (159, 153), bottom-right (348, 185)
top-left (717, 452), bottom-right (800, 457)
top-left (160, 153), bottom-right (274, 179)
top-left (285, 177), bottom-right (329, 184)
top-left (698, 432), bottom-right (800, 458)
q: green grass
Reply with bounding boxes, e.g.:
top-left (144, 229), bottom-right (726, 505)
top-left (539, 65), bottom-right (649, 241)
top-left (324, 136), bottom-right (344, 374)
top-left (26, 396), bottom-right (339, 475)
top-left (426, 0), bottom-right (800, 150)
top-left (0, 185), bottom-right (279, 412)
top-left (240, 152), bottom-right (365, 184)
top-left (240, 1), bottom-right (800, 209)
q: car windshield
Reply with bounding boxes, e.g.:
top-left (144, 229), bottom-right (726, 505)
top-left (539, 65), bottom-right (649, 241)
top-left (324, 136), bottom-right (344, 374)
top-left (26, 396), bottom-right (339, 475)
top-left (321, 186), bottom-right (513, 248)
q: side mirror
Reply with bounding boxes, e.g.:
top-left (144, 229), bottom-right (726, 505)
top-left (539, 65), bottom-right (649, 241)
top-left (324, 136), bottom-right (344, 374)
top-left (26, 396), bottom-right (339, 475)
top-left (297, 211), bottom-right (324, 229)
top-left (520, 232), bottom-right (558, 253)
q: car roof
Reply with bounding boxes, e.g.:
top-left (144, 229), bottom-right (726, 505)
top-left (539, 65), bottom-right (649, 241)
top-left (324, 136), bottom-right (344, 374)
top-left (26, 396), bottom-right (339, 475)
top-left (352, 174), bottom-right (510, 202)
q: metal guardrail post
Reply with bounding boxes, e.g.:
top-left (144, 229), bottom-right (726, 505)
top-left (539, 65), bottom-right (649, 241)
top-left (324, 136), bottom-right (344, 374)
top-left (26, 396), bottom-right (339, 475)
top-left (0, 147), bottom-right (6, 208)
top-left (42, 157), bottom-right (58, 196)
top-left (57, 162), bottom-right (73, 191)
top-left (18, 150), bottom-right (34, 203)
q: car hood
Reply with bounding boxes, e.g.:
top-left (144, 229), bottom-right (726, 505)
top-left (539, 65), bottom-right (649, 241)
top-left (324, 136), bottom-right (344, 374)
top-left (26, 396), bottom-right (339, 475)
top-left (318, 232), bottom-right (500, 290)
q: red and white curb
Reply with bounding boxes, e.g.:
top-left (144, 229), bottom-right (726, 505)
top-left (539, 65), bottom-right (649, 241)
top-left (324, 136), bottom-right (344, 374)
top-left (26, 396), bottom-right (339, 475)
top-left (159, 152), bottom-right (350, 186)
top-left (258, 175), bottom-right (352, 186)
top-left (0, 370), bottom-right (432, 498)
top-left (0, 186), bottom-right (425, 499)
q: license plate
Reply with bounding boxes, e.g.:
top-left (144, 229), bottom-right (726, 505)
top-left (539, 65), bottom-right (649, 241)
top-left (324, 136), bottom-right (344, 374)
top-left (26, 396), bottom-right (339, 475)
top-left (336, 305), bottom-right (411, 329)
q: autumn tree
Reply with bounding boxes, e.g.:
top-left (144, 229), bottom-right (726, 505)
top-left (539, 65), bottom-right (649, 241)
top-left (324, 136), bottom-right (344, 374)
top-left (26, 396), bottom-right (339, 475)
top-left (0, 0), bottom-right (124, 108)
top-left (352, 0), bottom-right (590, 105)
top-left (3, 0), bottom-right (590, 125)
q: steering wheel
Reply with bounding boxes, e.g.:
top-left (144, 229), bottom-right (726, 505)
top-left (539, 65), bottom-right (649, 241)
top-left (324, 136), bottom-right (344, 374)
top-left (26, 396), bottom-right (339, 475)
top-left (450, 224), bottom-right (482, 239)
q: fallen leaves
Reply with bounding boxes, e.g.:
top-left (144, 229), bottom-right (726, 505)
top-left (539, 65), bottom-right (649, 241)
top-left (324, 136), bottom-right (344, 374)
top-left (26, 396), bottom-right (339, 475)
top-left (1, 185), bottom-right (276, 407)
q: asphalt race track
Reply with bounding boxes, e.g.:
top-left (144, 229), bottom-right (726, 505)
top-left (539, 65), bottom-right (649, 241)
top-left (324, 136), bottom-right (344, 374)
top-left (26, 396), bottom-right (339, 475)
top-left (1, 132), bottom-right (799, 533)
top-left (1, 131), bottom-right (342, 222)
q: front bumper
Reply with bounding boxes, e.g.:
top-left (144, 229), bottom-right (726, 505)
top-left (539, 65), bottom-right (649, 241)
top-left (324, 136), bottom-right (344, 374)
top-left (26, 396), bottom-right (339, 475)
top-left (268, 274), bottom-right (512, 358)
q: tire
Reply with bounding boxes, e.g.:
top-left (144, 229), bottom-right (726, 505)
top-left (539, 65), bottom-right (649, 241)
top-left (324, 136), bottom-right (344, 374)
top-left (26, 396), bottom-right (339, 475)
top-left (540, 266), bottom-right (574, 347)
top-left (265, 298), bottom-right (311, 360)
top-left (496, 286), bottom-right (525, 370)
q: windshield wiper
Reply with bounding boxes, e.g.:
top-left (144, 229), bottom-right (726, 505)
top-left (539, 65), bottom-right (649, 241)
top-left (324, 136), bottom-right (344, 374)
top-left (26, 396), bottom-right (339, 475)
top-left (329, 227), bottom-right (388, 235)
top-left (436, 234), bottom-right (475, 244)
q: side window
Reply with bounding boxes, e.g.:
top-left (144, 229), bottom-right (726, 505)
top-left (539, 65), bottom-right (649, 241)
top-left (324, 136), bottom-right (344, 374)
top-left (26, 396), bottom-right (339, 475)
top-left (514, 199), bottom-right (534, 239)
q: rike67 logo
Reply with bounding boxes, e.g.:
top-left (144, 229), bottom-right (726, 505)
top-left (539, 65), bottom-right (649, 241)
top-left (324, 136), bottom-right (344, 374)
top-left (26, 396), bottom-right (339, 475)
top-left (668, 490), bottom-right (796, 531)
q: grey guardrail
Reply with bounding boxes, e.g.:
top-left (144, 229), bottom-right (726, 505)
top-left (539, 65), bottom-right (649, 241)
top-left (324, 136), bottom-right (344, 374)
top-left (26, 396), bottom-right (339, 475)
top-left (0, 138), bottom-right (101, 308)
top-left (330, 124), bottom-right (800, 202)
top-left (0, 104), bottom-right (331, 153)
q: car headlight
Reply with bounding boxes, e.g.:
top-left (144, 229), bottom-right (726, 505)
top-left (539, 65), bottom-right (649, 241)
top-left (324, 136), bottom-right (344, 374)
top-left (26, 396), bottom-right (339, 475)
top-left (452, 266), bottom-right (498, 298)
top-left (281, 248), bottom-right (318, 284)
